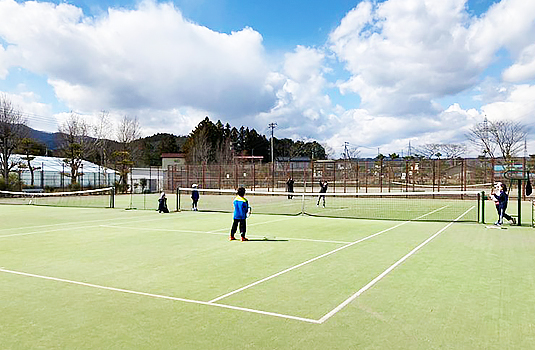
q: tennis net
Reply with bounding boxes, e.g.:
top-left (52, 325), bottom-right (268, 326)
top-left (177, 188), bottom-right (483, 222)
top-left (0, 187), bottom-right (115, 208)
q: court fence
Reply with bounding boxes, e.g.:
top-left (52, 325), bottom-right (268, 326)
top-left (163, 157), bottom-right (535, 199)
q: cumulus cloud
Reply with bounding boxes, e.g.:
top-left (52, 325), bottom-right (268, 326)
top-left (318, 0), bottom-right (535, 156)
top-left (329, 0), bottom-right (535, 117)
top-left (257, 46), bottom-right (333, 138)
top-left (502, 44), bottom-right (535, 82)
top-left (0, 0), bottom-right (275, 120)
top-left (2, 0), bottom-right (535, 158)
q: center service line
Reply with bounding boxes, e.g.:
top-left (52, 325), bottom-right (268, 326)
top-left (208, 206), bottom-right (450, 304)
top-left (317, 206), bottom-right (474, 324)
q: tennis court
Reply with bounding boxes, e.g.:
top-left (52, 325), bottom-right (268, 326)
top-left (1, 196), bottom-right (535, 349)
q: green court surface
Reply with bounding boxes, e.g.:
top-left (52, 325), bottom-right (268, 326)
top-left (1, 203), bottom-right (534, 349)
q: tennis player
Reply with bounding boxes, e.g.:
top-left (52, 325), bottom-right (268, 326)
top-left (158, 191), bottom-right (169, 213)
top-left (191, 184), bottom-right (199, 211)
top-left (286, 177), bottom-right (295, 199)
top-left (316, 180), bottom-right (328, 208)
top-left (491, 182), bottom-right (516, 226)
top-left (230, 187), bottom-right (251, 241)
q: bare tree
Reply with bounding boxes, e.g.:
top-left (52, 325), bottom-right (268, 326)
top-left (93, 111), bottom-right (113, 168)
top-left (0, 95), bottom-right (27, 185)
top-left (189, 126), bottom-right (211, 164)
top-left (488, 120), bottom-right (529, 160)
top-left (215, 136), bottom-right (233, 164)
top-left (418, 143), bottom-right (467, 159)
top-left (58, 113), bottom-right (93, 186)
top-left (321, 143), bottom-right (336, 160)
top-left (441, 144), bottom-right (467, 159)
top-left (467, 119), bottom-right (529, 160)
top-left (114, 115), bottom-right (141, 192)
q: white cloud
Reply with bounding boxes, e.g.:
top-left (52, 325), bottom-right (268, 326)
top-left (502, 44), bottom-right (535, 83)
top-left (257, 46), bottom-right (333, 137)
top-left (0, 0), bottom-right (275, 121)
top-left (482, 84), bottom-right (535, 124)
top-left (329, 0), bottom-right (535, 117)
top-left (2, 0), bottom-right (535, 158)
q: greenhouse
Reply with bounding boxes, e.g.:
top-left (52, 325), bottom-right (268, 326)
top-left (9, 154), bottom-right (117, 190)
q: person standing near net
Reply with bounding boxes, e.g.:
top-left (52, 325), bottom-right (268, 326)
top-left (158, 191), bottom-right (169, 213)
top-left (491, 182), bottom-right (516, 226)
top-left (316, 180), bottom-right (328, 208)
top-left (286, 177), bottom-right (294, 199)
top-left (230, 187), bottom-right (251, 241)
top-left (191, 184), bottom-right (199, 211)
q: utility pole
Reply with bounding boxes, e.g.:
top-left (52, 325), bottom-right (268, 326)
top-left (269, 122), bottom-right (277, 191)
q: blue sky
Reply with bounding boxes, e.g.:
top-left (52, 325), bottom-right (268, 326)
top-left (1, 0), bottom-right (534, 158)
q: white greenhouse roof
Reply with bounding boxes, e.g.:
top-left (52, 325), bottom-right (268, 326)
top-left (10, 154), bottom-right (117, 174)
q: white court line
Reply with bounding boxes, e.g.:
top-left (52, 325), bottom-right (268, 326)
top-left (0, 212), bottom-right (181, 238)
top-left (0, 211), bottom-right (159, 232)
top-left (208, 221), bottom-right (410, 303)
top-left (0, 224), bottom-right (112, 239)
top-left (206, 216), bottom-right (297, 233)
top-left (208, 205), bottom-right (450, 304)
top-left (99, 225), bottom-right (352, 244)
top-left (317, 206), bottom-right (474, 324)
top-left (0, 268), bottom-right (319, 324)
top-left (100, 225), bottom-right (209, 234)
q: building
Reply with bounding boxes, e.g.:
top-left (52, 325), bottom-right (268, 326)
top-left (161, 153), bottom-right (186, 170)
top-left (10, 154), bottom-right (116, 189)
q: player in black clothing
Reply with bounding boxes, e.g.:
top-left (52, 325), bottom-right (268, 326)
top-left (286, 177), bottom-right (294, 199)
top-left (316, 180), bottom-right (328, 208)
top-left (191, 184), bottom-right (199, 211)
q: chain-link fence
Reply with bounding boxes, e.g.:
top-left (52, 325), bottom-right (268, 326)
top-left (164, 157), bottom-right (535, 200)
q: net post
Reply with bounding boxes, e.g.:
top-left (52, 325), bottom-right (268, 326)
top-left (177, 187), bottom-right (181, 212)
top-left (481, 191), bottom-right (485, 224)
top-left (517, 179), bottom-right (521, 226)
top-left (531, 198), bottom-right (534, 228)
top-left (301, 192), bottom-right (305, 215)
top-left (477, 193), bottom-right (481, 223)
top-left (110, 187), bottom-right (115, 208)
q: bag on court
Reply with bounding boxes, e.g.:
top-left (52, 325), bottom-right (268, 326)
top-left (526, 171), bottom-right (532, 196)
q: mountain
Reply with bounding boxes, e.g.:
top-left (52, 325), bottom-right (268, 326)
top-left (27, 127), bottom-right (60, 151)
top-left (25, 126), bottom-right (187, 167)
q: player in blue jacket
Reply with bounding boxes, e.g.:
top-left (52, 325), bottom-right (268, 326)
top-left (491, 182), bottom-right (516, 226)
top-left (230, 187), bottom-right (251, 241)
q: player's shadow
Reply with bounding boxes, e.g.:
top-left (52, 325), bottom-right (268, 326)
top-left (247, 238), bottom-right (288, 242)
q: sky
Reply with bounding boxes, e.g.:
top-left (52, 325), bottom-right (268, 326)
top-left (1, 0), bottom-right (535, 158)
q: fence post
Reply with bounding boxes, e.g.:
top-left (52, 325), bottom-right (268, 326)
top-left (311, 161), bottom-right (314, 193)
top-left (41, 162), bottom-right (44, 189)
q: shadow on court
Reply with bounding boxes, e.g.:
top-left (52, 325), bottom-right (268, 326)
top-left (246, 238), bottom-right (289, 242)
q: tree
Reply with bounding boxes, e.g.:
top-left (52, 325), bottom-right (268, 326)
top-left (417, 143), bottom-right (467, 159)
top-left (114, 115), bottom-right (141, 192)
top-left (58, 113), bottom-right (93, 186)
top-left (0, 95), bottom-right (28, 186)
top-left (183, 117), bottom-right (220, 164)
top-left (467, 119), bottom-right (528, 160)
top-left (441, 144), bottom-right (467, 159)
top-left (93, 111), bottom-right (114, 168)
top-left (17, 138), bottom-right (46, 187)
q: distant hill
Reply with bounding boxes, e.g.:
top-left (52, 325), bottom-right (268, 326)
top-left (25, 126), bottom-right (187, 167)
top-left (27, 127), bottom-right (60, 151)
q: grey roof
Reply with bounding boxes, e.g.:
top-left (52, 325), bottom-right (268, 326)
top-left (10, 154), bottom-right (117, 174)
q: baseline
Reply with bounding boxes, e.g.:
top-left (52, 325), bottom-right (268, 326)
top-left (0, 267), bottom-right (319, 324)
